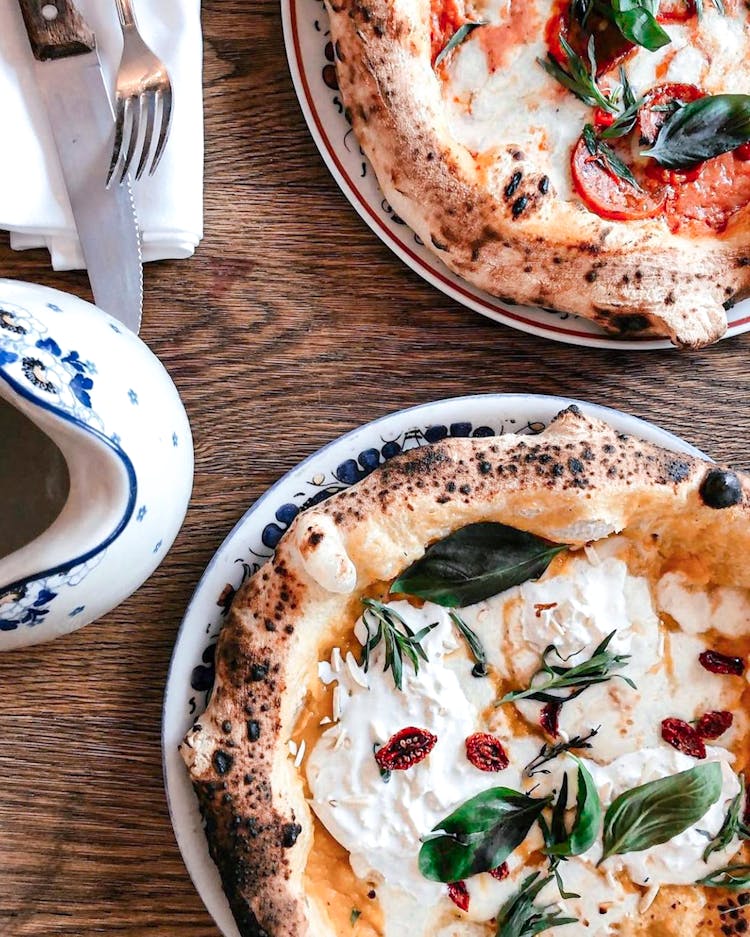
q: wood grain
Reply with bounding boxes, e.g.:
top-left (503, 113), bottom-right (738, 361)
top-left (17, 0), bottom-right (96, 61)
top-left (1, 1), bottom-right (750, 934)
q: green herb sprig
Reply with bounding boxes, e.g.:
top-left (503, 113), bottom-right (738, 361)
top-left (703, 775), bottom-right (750, 862)
top-left (543, 757), bottom-right (602, 859)
top-left (539, 35), bottom-right (615, 111)
top-left (360, 598), bottom-right (437, 691)
top-left (498, 631), bottom-right (635, 706)
top-left (583, 124), bottom-right (643, 190)
top-left (434, 22), bottom-right (484, 68)
top-left (698, 863), bottom-right (750, 889)
top-left (524, 727), bottom-right (601, 778)
top-left (450, 610), bottom-right (488, 676)
top-left (601, 68), bottom-right (643, 139)
top-left (495, 872), bottom-right (577, 937)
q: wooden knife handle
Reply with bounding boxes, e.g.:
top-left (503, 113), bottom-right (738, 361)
top-left (17, 0), bottom-right (95, 61)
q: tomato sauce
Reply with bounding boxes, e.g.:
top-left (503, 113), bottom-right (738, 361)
top-left (430, 0), bottom-right (467, 64)
top-left (478, 3), bottom-right (541, 72)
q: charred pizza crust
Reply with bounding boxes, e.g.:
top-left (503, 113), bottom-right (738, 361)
top-left (321, 0), bottom-right (750, 348)
top-left (180, 407), bottom-right (750, 936)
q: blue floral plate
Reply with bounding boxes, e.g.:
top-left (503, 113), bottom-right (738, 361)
top-left (162, 393), bottom-right (705, 937)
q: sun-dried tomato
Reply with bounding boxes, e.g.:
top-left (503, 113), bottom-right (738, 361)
top-left (695, 710), bottom-right (734, 740)
top-left (489, 862), bottom-right (510, 881)
top-left (540, 701), bottom-right (562, 737)
top-left (447, 880), bottom-right (470, 912)
top-left (661, 717), bottom-right (706, 759)
top-left (374, 727), bottom-right (437, 771)
top-left (699, 650), bottom-right (745, 676)
top-left (465, 733), bottom-right (510, 772)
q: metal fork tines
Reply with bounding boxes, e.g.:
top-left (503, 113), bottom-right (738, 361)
top-left (107, 0), bottom-right (173, 186)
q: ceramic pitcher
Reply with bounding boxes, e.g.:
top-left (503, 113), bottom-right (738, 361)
top-left (0, 279), bottom-right (193, 650)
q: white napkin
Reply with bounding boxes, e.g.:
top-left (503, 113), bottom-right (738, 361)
top-left (0, 1), bottom-right (203, 270)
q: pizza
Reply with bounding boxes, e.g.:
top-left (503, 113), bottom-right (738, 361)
top-left (321, 0), bottom-right (750, 347)
top-left (181, 405), bottom-right (750, 937)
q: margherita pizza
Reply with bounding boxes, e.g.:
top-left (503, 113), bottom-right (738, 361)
top-left (322, 0), bottom-right (750, 346)
top-left (181, 406), bottom-right (750, 937)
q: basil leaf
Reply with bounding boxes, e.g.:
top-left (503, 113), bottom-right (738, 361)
top-left (698, 863), bottom-right (750, 889)
top-left (496, 872), bottom-right (578, 937)
top-left (600, 762), bottom-right (723, 862)
top-left (546, 758), bottom-right (602, 857)
top-left (609, 2), bottom-right (671, 51)
top-left (419, 787), bottom-right (552, 882)
top-left (642, 94), bottom-right (750, 168)
top-left (392, 523), bottom-right (567, 608)
top-left (434, 22), bottom-right (484, 68)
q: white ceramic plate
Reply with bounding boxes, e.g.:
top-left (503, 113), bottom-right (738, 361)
top-left (280, 0), bottom-right (750, 349)
top-left (162, 393), bottom-right (707, 936)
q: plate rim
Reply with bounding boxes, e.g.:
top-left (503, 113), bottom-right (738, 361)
top-left (162, 392), bottom-right (708, 936)
top-left (280, 0), bottom-right (750, 351)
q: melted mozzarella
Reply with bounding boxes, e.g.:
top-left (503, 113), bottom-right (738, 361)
top-left (583, 747), bottom-right (742, 886)
top-left (657, 570), bottom-right (750, 638)
top-left (306, 549), bottom-right (750, 936)
top-left (307, 603), bottom-right (501, 905)
top-left (440, 0), bottom-right (750, 201)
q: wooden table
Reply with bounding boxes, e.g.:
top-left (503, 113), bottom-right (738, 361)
top-left (1, 1), bottom-right (748, 934)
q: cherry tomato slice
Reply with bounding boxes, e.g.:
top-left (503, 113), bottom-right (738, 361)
top-left (545, 0), bottom-right (634, 76)
top-left (638, 83), bottom-right (704, 145)
top-left (735, 142), bottom-right (750, 161)
top-left (571, 134), bottom-right (666, 221)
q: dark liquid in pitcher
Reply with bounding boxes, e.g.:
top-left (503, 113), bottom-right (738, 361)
top-left (0, 397), bottom-right (70, 559)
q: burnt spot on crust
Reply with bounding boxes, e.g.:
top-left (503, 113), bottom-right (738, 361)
top-left (512, 196), bottom-right (529, 218)
top-left (250, 663), bottom-right (270, 682)
top-left (281, 823), bottom-right (303, 848)
top-left (504, 171), bottom-right (522, 199)
top-left (431, 234), bottom-right (448, 251)
top-left (213, 750), bottom-right (234, 776)
top-left (595, 309), bottom-right (653, 334)
top-left (667, 459), bottom-right (691, 483)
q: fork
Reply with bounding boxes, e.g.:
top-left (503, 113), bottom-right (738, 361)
top-left (107, 0), bottom-right (173, 186)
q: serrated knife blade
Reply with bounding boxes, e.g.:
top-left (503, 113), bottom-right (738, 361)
top-left (18, 0), bottom-right (143, 333)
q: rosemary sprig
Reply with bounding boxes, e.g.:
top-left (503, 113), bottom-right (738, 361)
top-left (434, 22), bottom-right (484, 68)
top-left (360, 598), bottom-right (438, 690)
top-left (582, 124), bottom-right (643, 190)
top-left (498, 631), bottom-right (635, 706)
top-left (495, 872), bottom-right (577, 937)
top-left (703, 775), bottom-right (750, 862)
top-left (697, 864), bottom-right (750, 889)
top-left (539, 35), bottom-right (615, 112)
top-left (601, 68), bottom-right (643, 139)
top-left (524, 727), bottom-right (601, 777)
top-left (449, 610), bottom-right (488, 677)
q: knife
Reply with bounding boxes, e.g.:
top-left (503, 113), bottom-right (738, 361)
top-left (18, 0), bottom-right (143, 333)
